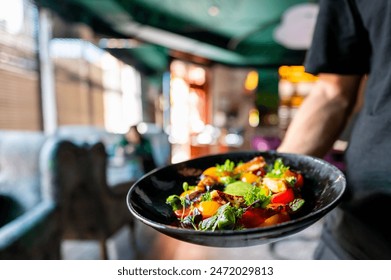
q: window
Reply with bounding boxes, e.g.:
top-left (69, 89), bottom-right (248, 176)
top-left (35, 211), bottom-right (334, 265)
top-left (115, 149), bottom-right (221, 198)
top-left (0, 0), bottom-right (41, 130)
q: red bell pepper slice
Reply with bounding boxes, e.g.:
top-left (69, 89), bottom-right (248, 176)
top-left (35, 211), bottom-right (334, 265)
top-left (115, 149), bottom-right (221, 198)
top-left (239, 207), bottom-right (266, 228)
top-left (271, 188), bottom-right (295, 204)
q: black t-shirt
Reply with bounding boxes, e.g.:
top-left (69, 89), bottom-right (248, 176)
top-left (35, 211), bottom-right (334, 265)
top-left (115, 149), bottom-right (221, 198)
top-left (304, 0), bottom-right (391, 259)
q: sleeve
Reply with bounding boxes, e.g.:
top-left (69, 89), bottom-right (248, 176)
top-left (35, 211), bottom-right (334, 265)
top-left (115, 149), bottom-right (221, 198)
top-left (304, 0), bottom-right (371, 75)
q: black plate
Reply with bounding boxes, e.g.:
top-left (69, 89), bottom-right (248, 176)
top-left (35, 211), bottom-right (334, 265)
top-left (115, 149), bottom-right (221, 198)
top-left (127, 151), bottom-right (346, 247)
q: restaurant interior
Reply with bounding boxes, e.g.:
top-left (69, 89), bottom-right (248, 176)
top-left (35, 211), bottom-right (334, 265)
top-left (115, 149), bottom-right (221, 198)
top-left (0, 0), bottom-right (350, 260)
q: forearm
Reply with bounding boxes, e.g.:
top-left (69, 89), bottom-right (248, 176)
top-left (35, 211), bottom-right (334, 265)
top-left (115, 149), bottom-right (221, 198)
top-left (277, 74), bottom-right (362, 158)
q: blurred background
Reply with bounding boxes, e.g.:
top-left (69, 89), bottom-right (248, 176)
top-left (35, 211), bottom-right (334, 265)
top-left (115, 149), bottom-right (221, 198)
top-left (0, 0), bottom-right (346, 260)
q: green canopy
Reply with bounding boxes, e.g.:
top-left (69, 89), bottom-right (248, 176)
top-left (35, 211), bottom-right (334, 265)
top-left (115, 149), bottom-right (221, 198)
top-left (36, 0), bottom-right (318, 73)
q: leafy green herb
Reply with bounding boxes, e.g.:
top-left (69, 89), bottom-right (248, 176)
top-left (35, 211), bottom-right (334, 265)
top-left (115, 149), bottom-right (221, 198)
top-left (234, 207), bottom-right (245, 219)
top-left (198, 214), bottom-right (218, 231)
top-left (216, 205), bottom-right (236, 230)
top-left (214, 160), bottom-right (239, 185)
top-left (200, 192), bottom-right (212, 201)
top-left (199, 203), bottom-right (238, 231)
top-left (182, 182), bottom-right (195, 192)
top-left (165, 195), bottom-right (183, 211)
top-left (266, 158), bottom-right (289, 178)
top-left (219, 176), bottom-right (237, 185)
top-left (216, 159), bottom-right (235, 173)
top-left (285, 176), bottom-right (297, 187)
top-left (224, 181), bottom-right (271, 208)
top-left (243, 186), bottom-right (271, 208)
top-left (181, 208), bottom-right (202, 229)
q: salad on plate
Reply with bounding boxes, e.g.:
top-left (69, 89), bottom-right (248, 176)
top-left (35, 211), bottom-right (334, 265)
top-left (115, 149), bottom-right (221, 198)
top-left (166, 156), bottom-right (305, 231)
